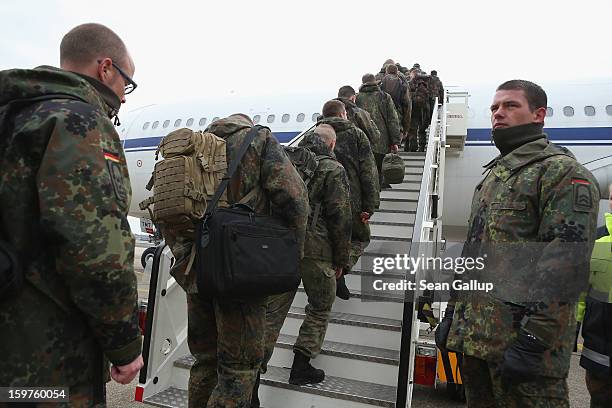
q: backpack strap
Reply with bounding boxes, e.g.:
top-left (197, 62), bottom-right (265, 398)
top-left (206, 125), bottom-right (264, 215)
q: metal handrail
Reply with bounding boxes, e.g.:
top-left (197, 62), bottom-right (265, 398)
top-left (396, 96), bottom-right (445, 408)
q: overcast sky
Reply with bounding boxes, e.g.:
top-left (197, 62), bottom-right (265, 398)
top-left (2, 0), bottom-right (612, 111)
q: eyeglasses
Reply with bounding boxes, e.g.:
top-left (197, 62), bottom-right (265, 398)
top-left (98, 59), bottom-right (137, 95)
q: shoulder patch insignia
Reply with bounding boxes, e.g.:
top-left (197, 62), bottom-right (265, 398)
top-left (572, 179), bottom-right (593, 212)
top-left (105, 151), bottom-right (128, 207)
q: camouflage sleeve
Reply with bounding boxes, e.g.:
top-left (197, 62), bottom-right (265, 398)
top-left (523, 161), bottom-right (599, 348)
top-left (355, 109), bottom-right (381, 149)
top-left (324, 165), bottom-right (352, 268)
top-left (36, 101), bottom-right (141, 366)
top-left (356, 129), bottom-right (380, 214)
top-left (384, 94), bottom-right (402, 145)
top-left (401, 89), bottom-right (412, 131)
top-left (261, 132), bottom-right (310, 257)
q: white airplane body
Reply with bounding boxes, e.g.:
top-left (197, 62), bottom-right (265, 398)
top-left (117, 81), bottom-right (612, 236)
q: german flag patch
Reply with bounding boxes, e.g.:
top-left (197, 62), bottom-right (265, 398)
top-left (104, 151), bottom-right (121, 163)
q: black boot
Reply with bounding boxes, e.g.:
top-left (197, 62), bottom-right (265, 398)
top-left (289, 351), bottom-right (325, 385)
top-left (250, 371), bottom-right (260, 408)
top-left (336, 274), bottom-right (351, 300)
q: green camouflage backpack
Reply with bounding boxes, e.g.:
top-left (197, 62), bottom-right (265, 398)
top-left (283, 145), bottom-right (320, 187)
top-left (412, 74), bottom-right (430, 105)
top-left (140, 128), bottom-right (228, 232)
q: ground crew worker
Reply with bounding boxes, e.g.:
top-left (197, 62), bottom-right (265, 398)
top-left (0, 23), bottom-right (143, 405)
top-left (253, 126), bottom-right (351, 399)
top-left (380, 64), bottom-right (412, 138)
top-left (188, 114), bottom-right (308, 407)
top-left (407, 71), bottom-right (431, 152)
top-left (576, 185), bottom-right (612, 408)
top-left (310, 100), bottom-right (379, 299)
top-left (335, 85), bottom-right (381, 151)
top-left (436, 80), bottom-right (598, 407)
top-left (356, 73), bottom-right (401, 188)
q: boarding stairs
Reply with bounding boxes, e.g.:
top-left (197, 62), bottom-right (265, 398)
top-left (136, 94), bottom-right (455, 408)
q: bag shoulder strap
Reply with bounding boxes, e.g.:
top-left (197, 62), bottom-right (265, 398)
top-left (206, 125), bottom-right (264, 215)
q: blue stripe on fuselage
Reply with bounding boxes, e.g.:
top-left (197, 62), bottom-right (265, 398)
top-left (122, 127), bottom-right (612, 152)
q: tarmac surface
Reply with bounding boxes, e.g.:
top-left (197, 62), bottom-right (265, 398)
top-left (106, 245), bottom-right (593, 407)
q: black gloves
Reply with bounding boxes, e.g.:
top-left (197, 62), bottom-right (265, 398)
top-left (435, 304), bottom-right (454, 352)
top-left (498, 329), bottom-right (548, 390)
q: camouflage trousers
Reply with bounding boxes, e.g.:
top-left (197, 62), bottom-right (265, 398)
top-left (374, 152), bottom-right (385, 186)
top-left (586, 370), bottom-right (612, 408)
top-left (462, 355), bottom-right (569, 408)
top-left (407, 103), bottom-right (429, 150)
top-left (294, 258), bottom-right (337, 358)
top-left (186, 293), bottom-right (266, 408)
top-left (262, 258), bottom-right (337, 370)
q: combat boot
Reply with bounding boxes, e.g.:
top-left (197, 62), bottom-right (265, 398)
top-left (250, 371), bottom-right (260, 408)
top-left (289, 351), bottom-right (325, 385)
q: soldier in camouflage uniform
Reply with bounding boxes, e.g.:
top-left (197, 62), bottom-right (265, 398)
top-left (429, 70), bottom-right (444, 106)
top-left (307, 100), bottom-right (380, 299)
top-left (380, 64), bottom-right (412, 138)
top-left (407, 71), bottom-right (431, 152)
top-left (356, 73), bottom-right (401, 188)
top-left (335, 85), bottom-right (381, 151)
top-left (255, 126), bottom-right (351, 394)
top-left (0, 23), bottom-right (142, 406)
top-left (436, 80), bottom-right (599, 407)
top-left (188, 114), bottom-right (308, 408)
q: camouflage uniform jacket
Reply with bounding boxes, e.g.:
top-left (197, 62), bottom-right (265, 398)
top-left (447, 129), bottom-right (598, 379)
top-left (335, 97), bottom-right (381, 150)
top-left (303, 116), bottom-right (379, 242)
top-left (429, 75), bottom-right (444, 105)
top-left (356, 83), bottom-right (401, 154)
top-left (206, 115), bottom-right (309, 257)
top-left (380, 73), bottom-right (412, 131)
top-left (299, 136), bottom-right (352, 268)
top-left (0, 66), bottom-right (141, 387)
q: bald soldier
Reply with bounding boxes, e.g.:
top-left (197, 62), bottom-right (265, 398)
top-left (252, 125), bottom-right (351, 405)
top-left (0, 23), bottom-right (142, 406)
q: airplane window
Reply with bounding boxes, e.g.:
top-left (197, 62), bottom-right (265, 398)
top-left (199, 117), bottom-right (207, 126)
top-left (143, 122), bottom-right (150, 130)
top-left (606, 105), bottom-right (612, 116)
top-left (163, 120), bottom-right (170, 128)
top-left (186, 118), bottom-right (194, 126)
top-left (267, 114), bottom-right (275, 123)
top-left (282, 114), bottom-right (290, 123)
top-left (297, 113), bottom-right (305, 122)
top-left (563, 106), bottom-right (574, 117)
top-left (174, 119), bottom-right (182, 127)
top-left (152, 121), bottom-right (159, 129)
top-left (253, 115), bottom-right (261, 124)
top-left (545, 107), bottom-right (553, 117)
top-left (311, 113), bottom-right (319, 122)
top-left (584, 106), bottom-right (596, 116)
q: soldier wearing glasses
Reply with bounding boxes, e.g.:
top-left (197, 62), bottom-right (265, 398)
top-left (0, 23), bottom-right (142, 406)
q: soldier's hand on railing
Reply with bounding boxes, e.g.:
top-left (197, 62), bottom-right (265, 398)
top-left (111, 355), bottom-right (144, 384)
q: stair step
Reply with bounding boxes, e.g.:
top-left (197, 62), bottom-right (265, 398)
top-left (399, 152), bottom-right (426, 157)
top-left (275, 333), bottom-right (399, 365)
top-left (402, 174), bottom-right (423, 182)
top-left (143, 386), bottom-right (188, 408)
top-left (262, 366), bottom-right (397, 408)
top-left (382, 183), bottom-right (421, 191)
top-left (370, 212), bottom-right (415, 224)
top-left (370, 224), bottom-right (413, 240)
top-left (287, 306), bottom-right (402, 332)
top-left (378, 200), bottom-right (417, 212)
top-left (365, 239), bottom-right (411, 255)
top-left (380, 190), bottom-right (419, 201)
top-left (404, 167), bottom-right (424, 175)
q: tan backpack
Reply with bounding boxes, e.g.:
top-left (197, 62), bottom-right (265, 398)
top-left (139, 128), bottom-right (228, 232)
